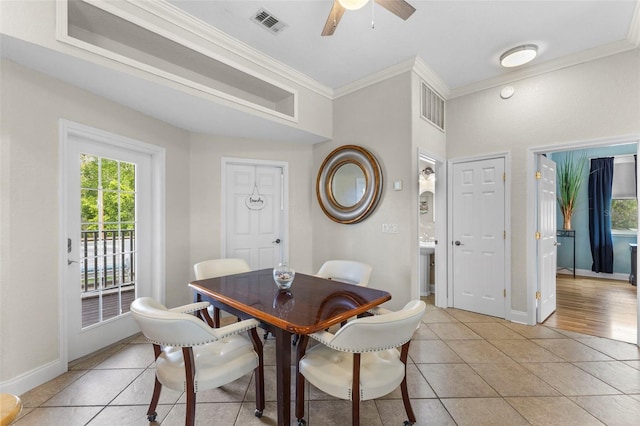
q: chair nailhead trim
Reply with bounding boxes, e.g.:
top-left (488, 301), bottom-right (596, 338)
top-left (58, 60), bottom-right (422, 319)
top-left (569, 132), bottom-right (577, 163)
top-left (308, 334), bottom-right (411, 353)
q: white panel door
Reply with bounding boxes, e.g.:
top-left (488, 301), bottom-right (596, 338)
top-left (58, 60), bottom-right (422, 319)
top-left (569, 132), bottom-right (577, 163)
top-left (537, 155), bottom-right (558, 322)
top-left (452, 158), bottom-right (505, 317)
top-left (225, 163), bottom-right (283, 269)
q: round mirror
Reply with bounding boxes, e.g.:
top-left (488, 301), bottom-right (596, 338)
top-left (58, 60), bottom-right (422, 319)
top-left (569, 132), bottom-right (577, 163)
top-left (317, 145), bottom-right (383, 224)
top-left (331, 163), bottom-right (366, 207)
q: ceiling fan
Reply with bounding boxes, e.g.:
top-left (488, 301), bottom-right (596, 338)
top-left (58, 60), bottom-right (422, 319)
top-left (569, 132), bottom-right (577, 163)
top-left (322, 0), bottom-right (416, 36)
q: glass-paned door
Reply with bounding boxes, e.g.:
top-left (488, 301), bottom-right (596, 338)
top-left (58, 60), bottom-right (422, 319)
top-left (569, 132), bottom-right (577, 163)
top-left (64, 126), bottom-right (152, 361)
top-left (79, 154), bottom-right (137, 327)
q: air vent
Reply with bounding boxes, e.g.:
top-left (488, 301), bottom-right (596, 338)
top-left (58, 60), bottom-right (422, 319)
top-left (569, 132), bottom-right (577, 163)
top-left (252, 8), bottom-right (287, 34)
top-left (421, 82), bottom-right (445, 131)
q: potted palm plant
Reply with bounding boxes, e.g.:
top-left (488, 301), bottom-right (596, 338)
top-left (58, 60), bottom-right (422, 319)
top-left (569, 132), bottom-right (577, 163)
top-left (557, 153), bottom-right (586, 230)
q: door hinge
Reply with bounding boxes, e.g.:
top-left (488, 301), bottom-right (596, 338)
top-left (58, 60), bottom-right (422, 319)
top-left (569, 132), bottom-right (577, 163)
top-left (535, 231), bottom-right (541, 240)
top-left (535, 291), bottom-right (541, 300)
top-left (503, 172), bottom-right (506, 182)
top-left (503, 230), bottom-right (506, 240)
top-left (535, 171), bottom-right (541, 180)
top-left (503, 289), bottom-right (506, 298)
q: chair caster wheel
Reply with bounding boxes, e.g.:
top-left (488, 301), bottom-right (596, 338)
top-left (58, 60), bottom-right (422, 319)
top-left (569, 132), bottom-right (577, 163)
top-left (254, 409), bottom-right (263, 418)
top-left (297, 419), bottom-right (306, 426)
top-left (403, 421), bottom-right (414, 426)
top-left (147, 412), bottom-right (157, 422)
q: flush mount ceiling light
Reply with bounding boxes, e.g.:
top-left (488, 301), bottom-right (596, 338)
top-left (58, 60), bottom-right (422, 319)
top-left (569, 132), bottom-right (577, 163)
top-left (338, 0), bottom-right (369, 10)
top-left (500, 44), bottom-right (538, 68)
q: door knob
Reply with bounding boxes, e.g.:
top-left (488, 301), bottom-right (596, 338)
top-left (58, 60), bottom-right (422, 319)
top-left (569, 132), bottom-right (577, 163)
top-left (454, 240), bottom-right (463, 246)
top-left (272, 239), bottom-right (281, 244)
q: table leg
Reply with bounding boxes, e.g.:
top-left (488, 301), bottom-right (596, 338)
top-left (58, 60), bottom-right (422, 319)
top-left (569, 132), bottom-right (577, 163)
top-left (272, 327), bottom-right (291, 426)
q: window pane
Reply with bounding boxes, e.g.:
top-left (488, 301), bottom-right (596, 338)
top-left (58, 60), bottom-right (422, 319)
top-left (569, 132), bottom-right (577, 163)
top-left (101, 158), bottom-right (119, 189)
top-left (81, 189), bottom-right (99, 224)
top-left (121, 162), bottom-right (135, 191)
top-left (102, 189), bottom-right (119, 224)
top-left (80, 154), bottom-right (99, 189)
top-left (120, 192), bottom-right (135, 223)
top-left (611, 199), bottom-right (638, 230)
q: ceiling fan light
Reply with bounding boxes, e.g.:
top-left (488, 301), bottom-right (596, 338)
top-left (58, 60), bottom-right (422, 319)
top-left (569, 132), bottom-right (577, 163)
top-left (500, 44), bottom-right (538, 68)
top-left (338, 0), bottom-right (370, 11)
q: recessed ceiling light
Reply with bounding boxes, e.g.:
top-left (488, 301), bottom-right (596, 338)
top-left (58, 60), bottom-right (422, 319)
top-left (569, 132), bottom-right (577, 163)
top-left (500, 44), bottom-right (538, 68)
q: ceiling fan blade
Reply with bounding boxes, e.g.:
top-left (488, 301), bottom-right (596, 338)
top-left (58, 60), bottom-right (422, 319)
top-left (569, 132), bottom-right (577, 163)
top-left (322, 0), bottom-right (346, 36)
top-left (375, 0), bottom-right (416, 20)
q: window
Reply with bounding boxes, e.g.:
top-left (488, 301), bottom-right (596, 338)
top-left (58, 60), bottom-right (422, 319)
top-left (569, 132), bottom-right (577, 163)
top-left (610, 156), bottom-right (637, 232)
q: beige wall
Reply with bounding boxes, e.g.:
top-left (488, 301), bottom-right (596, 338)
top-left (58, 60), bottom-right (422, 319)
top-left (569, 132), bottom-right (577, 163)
top-left (313, 73), bottom-right (414, 310)
top-left (188, 133), bottom-right (315, 292)
top-left (446, 48), bottom-right (640, 314)
top-left (0, 59), bottom-right (191, 385)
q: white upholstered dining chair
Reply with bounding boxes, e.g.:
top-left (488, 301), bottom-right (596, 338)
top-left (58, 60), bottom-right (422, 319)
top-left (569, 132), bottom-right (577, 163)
top-left (292, 259), bottom-right (374, 346)
top-left (315, 260), bottom-right (372, 286)
top-left (295, 300), bottom-right (426, 426)
top-left (193, 258), bottom-right (251, 327)
top-left (130, 297), bottom-right (265, 426)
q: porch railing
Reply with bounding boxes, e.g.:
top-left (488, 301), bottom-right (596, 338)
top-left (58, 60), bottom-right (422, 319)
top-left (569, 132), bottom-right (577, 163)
top-left (80, 230), bottom-right (135, 293)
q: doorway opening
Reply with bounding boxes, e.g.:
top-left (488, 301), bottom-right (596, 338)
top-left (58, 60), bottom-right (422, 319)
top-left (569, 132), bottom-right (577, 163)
top-left (417, 151), bottom-right (447, 308)
top-left (60, 120), bottom-right (165, 362)
top-left (419, 156), bottom-right (436, 299)
top-left (530, 137), bottom-right (639, 344)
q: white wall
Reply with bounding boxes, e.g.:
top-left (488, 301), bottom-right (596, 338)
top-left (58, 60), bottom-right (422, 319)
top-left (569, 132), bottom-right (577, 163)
top-left (0, 59), bottom-right (191, 388)
top-left (446, 49), bottom-right (640, 315)
top-left (188, 134), bottom-right (315, 288)
top-left (313, 73), bottom-right (414, 310)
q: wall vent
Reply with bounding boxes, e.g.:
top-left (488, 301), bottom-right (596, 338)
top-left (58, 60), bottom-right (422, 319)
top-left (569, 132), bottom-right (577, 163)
top-left (252, 8), bottom-right (287, 34)
top-left (421, 81), bottom-right (445, 131)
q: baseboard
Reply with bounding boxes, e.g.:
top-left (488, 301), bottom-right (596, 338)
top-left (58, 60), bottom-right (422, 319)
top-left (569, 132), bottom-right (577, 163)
top-left (559, 268), bottom-right (631, 281)
top-left (0, 357), bottom-right (67, 395)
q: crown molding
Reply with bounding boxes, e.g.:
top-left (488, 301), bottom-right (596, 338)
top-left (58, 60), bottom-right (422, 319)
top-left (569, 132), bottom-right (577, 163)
top-left (333, 57), bottom-right (416, 99)
top-left (123, 0), bottom-right (333, 100)
top-left (412, 57), bottom-right (450, 99)
top-left (449, 39), bottom-right (638, 99)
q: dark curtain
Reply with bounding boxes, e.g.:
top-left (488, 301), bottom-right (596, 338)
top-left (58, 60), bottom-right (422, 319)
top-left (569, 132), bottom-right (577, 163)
top-left (588, 157), bottom-right (614, 273)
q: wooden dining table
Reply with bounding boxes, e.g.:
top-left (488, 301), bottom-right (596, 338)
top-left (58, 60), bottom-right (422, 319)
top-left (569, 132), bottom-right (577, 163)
top-left (189, 268), bottom-right (391, 426)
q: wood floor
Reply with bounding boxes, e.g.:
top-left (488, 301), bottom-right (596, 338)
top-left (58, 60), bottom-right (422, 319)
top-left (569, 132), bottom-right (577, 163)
top-left (543, 274), bottom-right (638, 344)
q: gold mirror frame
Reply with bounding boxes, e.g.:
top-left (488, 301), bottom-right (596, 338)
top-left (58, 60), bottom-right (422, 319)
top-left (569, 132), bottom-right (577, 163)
top-left (316, 145), bottom-right (383, 224)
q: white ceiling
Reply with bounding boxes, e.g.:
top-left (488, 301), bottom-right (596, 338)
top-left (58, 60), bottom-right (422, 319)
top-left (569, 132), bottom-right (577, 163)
top-left (168, 0), bottom-right (639, 92)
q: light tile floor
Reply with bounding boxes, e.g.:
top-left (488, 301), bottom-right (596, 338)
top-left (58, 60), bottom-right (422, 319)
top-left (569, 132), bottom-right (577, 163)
top-left (14, 304), bottom-right (640, 425)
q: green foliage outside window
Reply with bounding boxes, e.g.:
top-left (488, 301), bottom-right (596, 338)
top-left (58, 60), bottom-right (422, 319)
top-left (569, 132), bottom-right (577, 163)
top-left (610, 199), bottom-right (638, 231)
top-left (80, 154), bottom-right (135, 231)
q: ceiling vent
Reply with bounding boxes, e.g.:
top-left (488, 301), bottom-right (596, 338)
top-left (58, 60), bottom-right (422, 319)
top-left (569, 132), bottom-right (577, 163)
top-left (252, 8), bottom-right (287, 34)
top-left (421, 81), bottom-right (445, 132)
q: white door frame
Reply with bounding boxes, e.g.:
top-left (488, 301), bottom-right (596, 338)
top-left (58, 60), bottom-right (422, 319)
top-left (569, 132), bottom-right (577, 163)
top-left (447, 152), bottom-right (512, 317)
top-left (221, 157), bottom-right (289, 265)
top-left (417, 149), bottom-right (448, 308)
top-left (59, 120), bottom-right (165, 366)
top-left (526, 135), bottom-right (640, 346)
